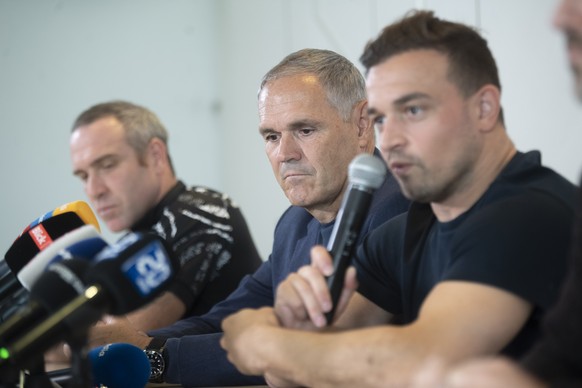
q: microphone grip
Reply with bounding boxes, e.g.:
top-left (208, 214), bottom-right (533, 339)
top-left (0, 300), bottom-right (44, 345)
top-left (324, 188), bottom-right (373, 324)
top-left (0, 285), bottom-right (107, 368)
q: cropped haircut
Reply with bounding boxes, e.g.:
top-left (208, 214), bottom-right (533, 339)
top-left (360, 10), bottom-right (504, 124)
top-left (259, 48), bottom-right (367, 122)
top-left (72, 100), bottom-right (175, 174)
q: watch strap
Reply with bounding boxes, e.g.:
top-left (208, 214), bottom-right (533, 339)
top-left (145, 337), bottom-right (168, 383)
top-left (146, 336), bottom-right (167, 351)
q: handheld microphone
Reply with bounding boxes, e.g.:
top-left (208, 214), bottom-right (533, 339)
top-left (88, 343), bottom-right (151, 388)
top-left (325, 154), bottom-right (387, 324)
top-left (0, 232), bottom-right (177, 368)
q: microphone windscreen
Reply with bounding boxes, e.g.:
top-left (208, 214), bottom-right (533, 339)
top-left (49, 201), bottom-right (100, 233)
top-left (88, 232), bottom-right (177, 315)
top-left (29, 259), bottom-right (91, 312)
top-left (46, 236), bottom-right (108, 268)
top-left (17, 225), bottom-right (101, 290)
top-left (4, 212), bottom-right (86, 274)
top-left (23, 201), bottom-right (100, 235)
top-left (348, 153), bottom-right (387, 189)
top-left (88, 343), bottom-right (151, 388)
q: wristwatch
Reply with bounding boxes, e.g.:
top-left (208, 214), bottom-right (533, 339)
top-left (144, 337), bottom-right (168, 383)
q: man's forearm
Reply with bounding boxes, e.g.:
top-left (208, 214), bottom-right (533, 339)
top-left (260, 325), bottom-right (426, 388)
top-left (222, 308), bottom-right (430, 387)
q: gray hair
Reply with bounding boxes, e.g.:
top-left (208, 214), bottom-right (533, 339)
top-left (259, 48), bottom-right (367, 122)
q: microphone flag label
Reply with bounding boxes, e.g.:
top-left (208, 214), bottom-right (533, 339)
top-left (121, 239), bottom-right (172, 296)
top-left (29, 224), bottom-right (52, 250)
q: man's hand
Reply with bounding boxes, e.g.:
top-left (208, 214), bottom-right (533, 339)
top-left (274, 245), bottom-right (358, 329)
top-left (220, 307), bottom-right (280, 377)
top-left (45, 315), bottom-right (151, 370)
top-left (88, 315), bottom-right (152, 350)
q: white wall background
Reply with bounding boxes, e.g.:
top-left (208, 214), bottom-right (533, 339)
top-left (1, 0), bottom-right (581, 261)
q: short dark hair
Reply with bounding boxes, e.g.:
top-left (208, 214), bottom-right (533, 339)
top-left (360, 10), bottom-right (504, 124)
top-left (72, 100), bottom-right (175, 174)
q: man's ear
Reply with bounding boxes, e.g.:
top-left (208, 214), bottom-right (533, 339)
top-left (353, 100), bottom-right (375, 153)
top-left (475, 84), bottom-right (502, 132)
top-left (354, 100), bottom-right (371, 137)
top-left (147, 138), bottom-right (168, 171)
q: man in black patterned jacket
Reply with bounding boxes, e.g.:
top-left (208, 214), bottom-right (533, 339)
top-left (66, 100), bottom-right (262, 347)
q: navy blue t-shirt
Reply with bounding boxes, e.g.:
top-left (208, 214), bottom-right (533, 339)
top-left (356, 151), bottom-right (578, 358)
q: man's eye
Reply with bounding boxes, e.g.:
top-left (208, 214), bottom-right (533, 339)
top-left (101, 161), bottom-right (116, 169)
top-left (264, 133), bottom-right (279, 142)
top-left (299, 128), bottom-right (315, 136)
top-left (373, 117), bottom-right (385, 132)
top-left (407, 106), bottom-right (423, 116)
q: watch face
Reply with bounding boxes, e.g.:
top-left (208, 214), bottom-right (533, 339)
top-left (145, 349), bottom-right (165, 380)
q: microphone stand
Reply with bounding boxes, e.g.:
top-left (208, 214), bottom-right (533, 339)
top-left (22, 355), bottom-right (53, 388)
top-left (67, 328), bottom-right (91, 388)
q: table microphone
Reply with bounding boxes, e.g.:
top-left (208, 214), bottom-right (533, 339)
top-left (17, 225), bottom-right (103, 290)
top-left (88, 343), bottom-right (151, 388)
top-left (0, 201), bottom-right (100, 306)
top-left (0, 259), bottom-right (91, 346)
top-left (0, 232), bottom-right (178, 368)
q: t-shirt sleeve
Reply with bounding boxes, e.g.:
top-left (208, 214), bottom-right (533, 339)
top-left (444, 191), bottom-right (573, 310)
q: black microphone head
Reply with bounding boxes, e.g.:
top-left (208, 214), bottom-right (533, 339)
top-left (17, 225), bottom-right (103, 291)
top-left (87, 232), bottom-right (178, 315)
top-left (348, 153), bottom-right (387, 190)
top-left (4, 212), bottom-right (86, 274)
top-left (29, 258), bottom-right (91, 313)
